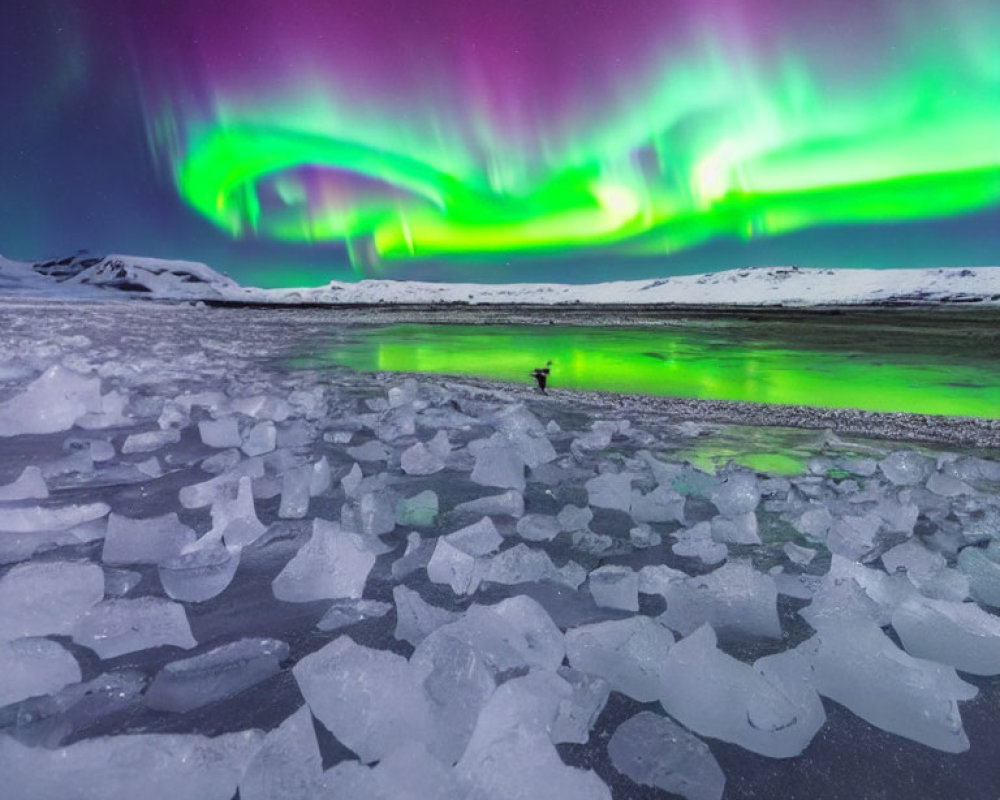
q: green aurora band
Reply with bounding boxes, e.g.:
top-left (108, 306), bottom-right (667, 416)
top-left (147, 5), bottom-right (1000, 274)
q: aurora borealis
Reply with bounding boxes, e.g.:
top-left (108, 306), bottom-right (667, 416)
top-left (2, 0), bottom-right (999, 284)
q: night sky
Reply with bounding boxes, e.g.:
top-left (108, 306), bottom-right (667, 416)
top-left (2, 0), bottom-right (998, 287)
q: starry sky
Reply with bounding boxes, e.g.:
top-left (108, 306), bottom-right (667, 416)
top-left (2, 0), bottom-right (998, 287)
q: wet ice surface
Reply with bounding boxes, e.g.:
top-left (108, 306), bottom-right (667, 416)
top-left (0, 300), bottom-right (999, 799)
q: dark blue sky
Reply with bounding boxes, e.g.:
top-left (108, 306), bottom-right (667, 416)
top-left (1, 0), bottom-right (997, 288)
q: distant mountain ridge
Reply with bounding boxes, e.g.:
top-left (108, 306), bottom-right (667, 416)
top-left (2, 251), bottom-right (999, 308)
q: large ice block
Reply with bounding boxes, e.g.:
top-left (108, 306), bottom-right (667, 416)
top-left (102, 512), bottom-right (197, 565)
top-left (72, 597), bottom-right (197, 659)
top-left (565, 616), bottom-right (674, 702)
top-left (145, 638), bottom-right (289, 712)
top-left (272, 518), bottom-right (376, 602)
top-left (802, 618), bottom-right (977, 752)
top-left (0, 560), bottom-right (104, 640)
top-left (608, 711), bottom-right (725, 800)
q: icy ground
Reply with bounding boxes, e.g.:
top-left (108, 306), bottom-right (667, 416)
top-left (3, 251), bottom-right (1000, 307)
top-left (1, 300), bottom-right (1000, 799)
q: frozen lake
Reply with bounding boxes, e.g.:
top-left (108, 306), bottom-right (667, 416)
top-left (0, 299), bottom-right (999, 800)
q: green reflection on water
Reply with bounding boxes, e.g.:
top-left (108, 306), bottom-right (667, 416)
top-left (320, 323), bottom-right (1000, 419)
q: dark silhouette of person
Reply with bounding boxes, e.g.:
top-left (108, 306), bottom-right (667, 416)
top-left (531, 361), bottom-right (552, 394)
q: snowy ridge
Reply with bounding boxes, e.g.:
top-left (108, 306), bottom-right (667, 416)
top-left (2, 252), bottom-right (999, 307)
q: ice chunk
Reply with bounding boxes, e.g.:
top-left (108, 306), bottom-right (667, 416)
top-left (661, 562), bottom-right (780, 639)
top-left (396, 490), bottom-right (438, 527)
top-left (0, 730), bottom-right (263, 800)
top-left (456, 671), bottom-right (611, 800)
top-left (145, 638), bottom-right (288, 713)
top-left (121, 428), bottom-right (180, 454)
top-left (802, 618), bottom-right (976, 752)
top-left (200, 448), bottom-right (241, 475)
top-left (794, 505), bottom-right (833, 540)
top-left (72, 597), bottom-right (196, 658)
top-left (470, 437), bottom-right (526, 491)
top-left (957, 547), bottom-right (1000, 607)
top-left (783, 542), bottom-right (816, 565)
top-left (558, 503), bottom-right (593, 532)
top-left (103, 567), bottom-right (141, 597)
top-left (565, 616), bottom-right (674, 702)
top-left (89, 439), bottom-right (115, 462)
top-left (215, 475), bottom-right (267, 548)
top-left (321, 742), bottom-right (461, 800)
top-left (427, 518), bottom-right (503, 594)
top-left (352, 489), bottom-right (398, 537)
top-left (198, 417), bottom-right (241, 449)
top-left (427, 537), bottom-right (488, 595)
top-left (585, 471), bottom-right (635, 512)
top-left (102, 511), bottom-right (197, 565)
top-left (630, 485), bottom-right (686, 524)
top-left (892, 596), bottom-right (1000, 676)
top-left (417, 594), bottom-right (564, 678)
top-left (608, 711), bottom-right (725, 800)
top-left (928, 471), bottom-right (973, 497)
top-left (240, 706), bottom-right (323, 800)
top-left (340, 462), bottom-right (363, 497)
top-left (376, 404), bottom-right (416, 441)
top-left (882, 539), bottom-right (949, 588)
top-left (309, 456), bottom-right (331, 496)
top-left (880, 450), bottom-right (934, 486)
top-left (587, 565), bottom-right (639, 612)
top-left (1, 669), bottom-right (147, 748)
top-left (672, 522), bottom-right (727, 566)
top-left (232, 394), bottom-right (291, 421)
top-left (710, 511), bottom-right (760, 545)
top-left (0, 637), bottom-right (80, 708)
top-left (401, 441), bottom-right (445, 475)
top-left (273, 518), bottom-right (376, 602)
top-left (659, 625), bottom-right (822, 757)
top-left (629, 522), bottom-right (661, 548)
top-left (0, 560), bottom-right (104, 641)
top-left (0, 466), bottom-right (48, 501)
top-left (827, 513), bottom-right (883, 562)
top-left (443, 516), bottom-right (503, 556)
top-left (425, 429), bottom-right (451, 457)
top-left (485, 543), bottom-right (583, 589)
top-left (409, 631), bottom-right (496, 764)
top-left (77, 389), bottom-right (132, 430)
top-left (0, 519), bottom-right (104, 565)
top-left (638, 563), bottom-right (686, 596)
top-left (393, 585), bottom-right (460, 646)
top-left (572, 427), bottom-right (612, 451)
top-left (874, 495), bottom-right (919, 536)
top-left (180, 459), bottom-right (265, 509)
top-left (0, 364), bottom-right (102, 437)
top-left (0, 500), bottom-right (109, 534)
top-left (158, 545), bottom-right (240, 603)
top-left (710, 472), bottom-right (760, 516)
top-left (516, 513), bottom-right (562, 542)
top-left (453, 490), bottom-right (524, 518)
top-left (241, 421), bottom-right (276, 456)
top-left (278, 465), bottom-right (311, 519)
top-left (294, 636), bottom-right (431, 764)
top-left (391, 532), bottom-right (434, 580)
top-left (346, 440), bottom-right (391, 462)
top-left (552, 667), bottom-right (610, 744)
top-left (572, 529), bottom-right (614, 555)
top-left (317, 598), bottom-right (392, 631)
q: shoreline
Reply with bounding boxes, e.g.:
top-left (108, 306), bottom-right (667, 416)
top-left (376, 371), bottom-right (1000, 451)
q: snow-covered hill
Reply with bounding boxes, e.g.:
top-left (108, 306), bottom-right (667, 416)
top-left (2, 251), bottom-right (999, 307)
